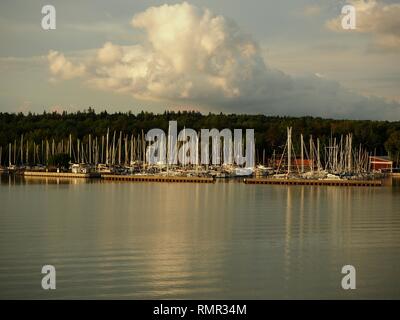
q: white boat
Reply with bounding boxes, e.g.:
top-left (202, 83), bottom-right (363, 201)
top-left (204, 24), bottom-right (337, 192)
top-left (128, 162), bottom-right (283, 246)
top-left (325, 173), bottom-right (341, 180)
top-left (234, 167), bottom-right (254, 177)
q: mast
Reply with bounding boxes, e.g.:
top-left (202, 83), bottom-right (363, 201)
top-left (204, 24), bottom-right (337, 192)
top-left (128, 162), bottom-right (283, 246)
top-left (112, 131), bottom-right (116, 165)
top-left (89, 134), bottom-right (92, 164)
top-left (166, 124), bottom-right (170, 175)
top-left (142, 130), bottom-right (145, 166)
top-left (77, 139), bottom-right (80, 163)
top-left (183, 126), bottom-right (186, 169)
top-left (287, 127), bottom-right (291, 175)
top-left (106, 128), bottom-right (109, 165)
top-left (317, 138), bottom-right (321, 173)
top-left (26, 140), bottom-right (29, 165)
top-left (69, 134), bottom-right (72, 159)
top-left (348, 133), bottom-right (352, 173)
top-left (20, 134), bottom-right (24, 165)
top-left (101, 135), bottom-right (104, 164)
top-left (124, 134), bottom-right (128, 165)
top-left (118, 131), bottom-right (122, 165)
top-left (46, 140), bottom-right (49, 164)
top-left (300, 133), bottom-right (304, 173)
top-left (130, 134), bottom-right (133, 165)
top-left (9, 143), bottom-right (12, 166)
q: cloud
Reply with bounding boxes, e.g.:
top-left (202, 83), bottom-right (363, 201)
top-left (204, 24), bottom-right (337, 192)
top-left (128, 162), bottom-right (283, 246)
top-left (96, 42), bottom-right (123, 65)
top-left (47, 50), bottom-right (86, 80)
top-left (326, 0), bottom-right (400, 52)
top-left (47, 2), bottom-right (400, 119)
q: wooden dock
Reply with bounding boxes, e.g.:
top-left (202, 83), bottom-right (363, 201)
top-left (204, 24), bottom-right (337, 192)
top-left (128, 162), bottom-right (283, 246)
top-left (244, 178), bottom-right (382, 187)
top-left (102, 174), bottom-right (215, 183)
top-left (24, 171), bottom-right (100, 179)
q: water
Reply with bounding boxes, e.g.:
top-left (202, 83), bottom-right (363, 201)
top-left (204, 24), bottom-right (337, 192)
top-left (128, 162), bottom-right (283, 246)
top-left (1, 175), bottom-right (400, 299)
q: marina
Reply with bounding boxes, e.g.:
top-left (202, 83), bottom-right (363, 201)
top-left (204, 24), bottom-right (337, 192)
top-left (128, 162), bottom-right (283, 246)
top-left (0, 125), bottom-right (395, 187)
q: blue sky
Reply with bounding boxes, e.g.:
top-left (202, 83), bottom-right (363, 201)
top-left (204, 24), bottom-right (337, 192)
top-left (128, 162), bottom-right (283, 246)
top-left (0, 0), bottom-right (399, 119)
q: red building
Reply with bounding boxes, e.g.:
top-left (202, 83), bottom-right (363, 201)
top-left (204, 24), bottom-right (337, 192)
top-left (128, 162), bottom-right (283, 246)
top-left (370, 156), bottom-right (393, 172)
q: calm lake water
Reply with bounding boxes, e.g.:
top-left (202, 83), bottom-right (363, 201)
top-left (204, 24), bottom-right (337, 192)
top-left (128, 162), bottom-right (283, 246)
top-left (1, 175), bottom-right (399, 299)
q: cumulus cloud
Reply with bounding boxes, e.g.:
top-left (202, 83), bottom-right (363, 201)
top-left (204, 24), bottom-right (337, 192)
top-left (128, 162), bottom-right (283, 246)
top-left (96, 42), bottom-right (123, 65)
top-left (47, 2), bottom-right (400, 119)
top-left (48, 50), bottom-right (86, 80)
top-left (326, 0), bottom-right (400, 52)
top-left (86, 2), bottom-right (290, 103)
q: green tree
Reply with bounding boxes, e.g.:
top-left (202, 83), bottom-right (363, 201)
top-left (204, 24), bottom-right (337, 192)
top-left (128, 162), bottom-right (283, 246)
top-left (385, 130), bottom-right (400, 163)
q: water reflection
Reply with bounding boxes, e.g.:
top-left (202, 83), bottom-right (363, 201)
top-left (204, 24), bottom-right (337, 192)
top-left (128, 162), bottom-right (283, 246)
top-left (0, 176), bottom-right (399, 299)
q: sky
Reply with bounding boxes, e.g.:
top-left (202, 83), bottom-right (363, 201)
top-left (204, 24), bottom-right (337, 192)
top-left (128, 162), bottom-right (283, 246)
top-left (0, 0), bottom-right (399, 119)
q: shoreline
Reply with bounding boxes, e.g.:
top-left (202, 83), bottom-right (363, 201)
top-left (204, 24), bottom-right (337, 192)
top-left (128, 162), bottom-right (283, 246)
top-left (0, 170), bottom-right (388, 187)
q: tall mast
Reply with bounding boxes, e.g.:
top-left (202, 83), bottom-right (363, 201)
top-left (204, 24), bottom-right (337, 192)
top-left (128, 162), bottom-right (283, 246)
top-left (101, 135), bottom-right (104, 164)
top-left (77, 139), bottom-right (80, 163)
top-left (130, 134), bottom-right (133, 165)
top-left (118, 131), bottom-right (122, 165)
top-left (348, 133), bottom-right (352, 173)
top-left (106, 128), bottom-right (109, 165)
top-left (26, 140), bottom-right (29, 165)
top-left (142, 130), bottom-right (145, 165)
top-left (69, 134), bottom-right (72, 159)
top-left (89, 134), bottom-right (92, 164)
top-left (300, 133), bottom-right (304, 173)
top-left (317, 138), bottom-right (321, 172)
top-left (287, 127), bottom-right (291, 175)
top-left (20, 134), bottom-right (24, 165)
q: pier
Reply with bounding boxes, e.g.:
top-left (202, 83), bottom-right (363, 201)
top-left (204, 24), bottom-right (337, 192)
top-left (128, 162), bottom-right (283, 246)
top-left (102, 174), bottom-right (215, 183)
top-left (243, 178), bottom-right (382, 187)
top-left (24, 171), bottom-right (100, 179)
top-left (19, 171), bottom-right (384, 186)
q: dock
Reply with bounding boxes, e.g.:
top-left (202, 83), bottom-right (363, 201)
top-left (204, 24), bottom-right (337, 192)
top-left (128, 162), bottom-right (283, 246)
top-left (24, 171), bottom-right (100, 179)
top-left (102, 174), bottom-right (215, 183)
top-left (243, 178), bottom-right (382, 187)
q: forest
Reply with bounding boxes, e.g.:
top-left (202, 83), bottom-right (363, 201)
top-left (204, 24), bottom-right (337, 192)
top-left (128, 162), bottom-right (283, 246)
top-left (0, 109), bottom-right (399, 165)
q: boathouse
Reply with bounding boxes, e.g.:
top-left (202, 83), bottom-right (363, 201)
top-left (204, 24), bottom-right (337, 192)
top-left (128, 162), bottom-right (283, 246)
top-left (369, 156), bottom-right (393, 173)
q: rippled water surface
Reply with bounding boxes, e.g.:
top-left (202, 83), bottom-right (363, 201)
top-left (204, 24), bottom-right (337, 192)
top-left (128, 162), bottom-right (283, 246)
top-left (1, 175), bottom-right (399, 299)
